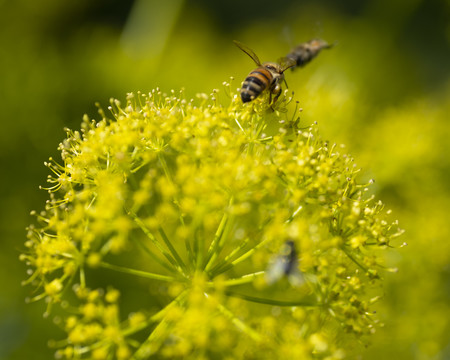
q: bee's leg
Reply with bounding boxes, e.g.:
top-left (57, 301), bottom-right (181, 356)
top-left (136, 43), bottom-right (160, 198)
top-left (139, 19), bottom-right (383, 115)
top-left (273, 88), bottom-right (282, 103)
top-left (270, 85), bottom-right (282, 110)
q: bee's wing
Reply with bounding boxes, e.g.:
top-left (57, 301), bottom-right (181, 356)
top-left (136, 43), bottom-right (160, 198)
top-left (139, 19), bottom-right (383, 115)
top-left (278, 56), bottom-right (297, 72)
top-left (265, 256), bottom-right (286, 285)
top-left (233, 40), bottom-right (262, 66)
top-left (287, 267), bottom-right (305, 288)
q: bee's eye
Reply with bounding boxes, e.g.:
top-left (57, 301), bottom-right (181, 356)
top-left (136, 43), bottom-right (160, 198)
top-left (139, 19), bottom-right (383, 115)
top-left (266, 65), bottom-right (276, 71)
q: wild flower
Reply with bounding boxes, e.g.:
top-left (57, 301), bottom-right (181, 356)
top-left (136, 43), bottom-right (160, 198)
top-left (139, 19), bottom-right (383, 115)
top-left (22, 83), bottom-right (403, 359)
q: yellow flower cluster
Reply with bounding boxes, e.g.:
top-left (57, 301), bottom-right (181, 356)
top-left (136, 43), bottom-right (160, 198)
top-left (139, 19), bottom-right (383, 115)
top-left (22, 83), bottom-right (403, 359)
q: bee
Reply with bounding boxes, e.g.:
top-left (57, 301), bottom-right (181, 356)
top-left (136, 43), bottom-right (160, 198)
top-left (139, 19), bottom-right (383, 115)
top-left (285, 39), bottom-right (333, 70)
top-left (234, 40), bottom-right (296, 104)
top-left (265, 240), bottom-right (304, 287)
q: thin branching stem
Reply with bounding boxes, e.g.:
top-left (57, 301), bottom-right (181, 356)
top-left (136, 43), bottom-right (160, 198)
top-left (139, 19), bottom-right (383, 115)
top-left (207, 237), bottom-right (250, 276)
top-left (204, 198), bottom-right (233, 272)
top-left (225, 290), bottom-right (320, 307)
top-left (158, 226), bottom-right (187, 271)
top-left (128, 210), bottom-right (186, 276)
top-left (208, 271), bottom-right (264, 287)
top-left (99, 261), bottom-right (178, 282)
top-left (211, 237), bottom-right (271, 277)
top-left (341, 245), bottom-right (369, 273)
top-left (212, 296), bottom-right (263, 342)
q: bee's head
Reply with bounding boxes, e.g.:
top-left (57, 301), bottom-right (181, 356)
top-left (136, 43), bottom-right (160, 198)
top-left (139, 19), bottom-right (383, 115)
top-left (262, 62), bottom-right (283, 75)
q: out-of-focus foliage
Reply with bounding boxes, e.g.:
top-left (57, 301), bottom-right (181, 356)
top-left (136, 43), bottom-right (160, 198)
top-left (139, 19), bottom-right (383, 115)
top-left (0, 0), bottom-right (449, 359)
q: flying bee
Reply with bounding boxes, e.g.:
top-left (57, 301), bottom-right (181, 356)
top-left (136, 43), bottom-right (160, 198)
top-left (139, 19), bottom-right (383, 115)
top-left (234, 40), bottom-right (296, 104)
top-left (285, 39), bottom-right (334, 70)
top-left (265, 240), bottom-right (304, 287)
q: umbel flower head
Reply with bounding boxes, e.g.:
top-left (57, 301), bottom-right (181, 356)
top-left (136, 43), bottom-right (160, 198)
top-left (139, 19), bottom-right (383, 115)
top-left (22, 83), bottom-right (403, 359)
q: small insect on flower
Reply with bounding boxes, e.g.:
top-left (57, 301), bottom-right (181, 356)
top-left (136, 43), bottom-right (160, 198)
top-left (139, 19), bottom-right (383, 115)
top-left (285, 39), bottom-right (334, 71)
top-left (234, 40), bottom-right (296, 104)
top-left (265, 240), bottom-right (304, 287)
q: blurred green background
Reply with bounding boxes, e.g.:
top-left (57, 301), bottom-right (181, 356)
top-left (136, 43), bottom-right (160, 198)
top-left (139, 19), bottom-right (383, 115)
top-left (1, 0), bottom-right (448, 359)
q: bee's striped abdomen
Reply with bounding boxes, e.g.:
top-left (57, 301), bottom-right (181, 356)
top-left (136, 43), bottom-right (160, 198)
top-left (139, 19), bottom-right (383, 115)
top-left (240, 67), bottom-right (272, 103)
top-left (286, 47), bottom-right (313, 67)
top-left (286, 39), bottom-right (332, 71)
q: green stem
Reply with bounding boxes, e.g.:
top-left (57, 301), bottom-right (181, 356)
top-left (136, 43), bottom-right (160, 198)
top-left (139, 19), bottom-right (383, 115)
top-left (194, 230), bottom-right (204, 270)
top-left (131, 291), bottom-right (189, 360)
top-left (341, 245), bottom-right (369, 272)
top-left (209, 271), bottom-right (264, 287)
top-left (99, 261), bottom-right (177, 282)
top-left (128, 210), bottom-right (185, 276)
top-left (78, 264), bottom-right (86, 289)
top-left (157, 152), bottom-right (173, 182)
top-left (123, 290), bottom-right (189, 337)
top-left (255, 115), bottom-right (267, 139)
top-left (208, 237), bottom-right (249, 276)
top-left (157, 151), bottom-right (186, 227)
top-left (285, 205), bottom-right (303, 223)
top-left (247, 114), bottom-right (266, 156)
top-left (212, 237), bottom-right (270, 277)
top-left (183, 230), bottom-right (194, 271)
top-left (158, 226), bottom-right (187, 271)
top-left (129, 231), bottom-right (176, 274)
top-left (203, 198), bottom-right (233, 272)
top-left (132, 318), bottom-right (171, 359)
top-left (213, 297), bottom-right (262, 342)
top-left (225, 290), bottom-right (319, 307)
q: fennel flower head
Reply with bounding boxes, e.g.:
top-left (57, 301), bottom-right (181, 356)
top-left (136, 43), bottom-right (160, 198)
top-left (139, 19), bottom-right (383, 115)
top-left (22, 83), bottom-right (403, 359)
